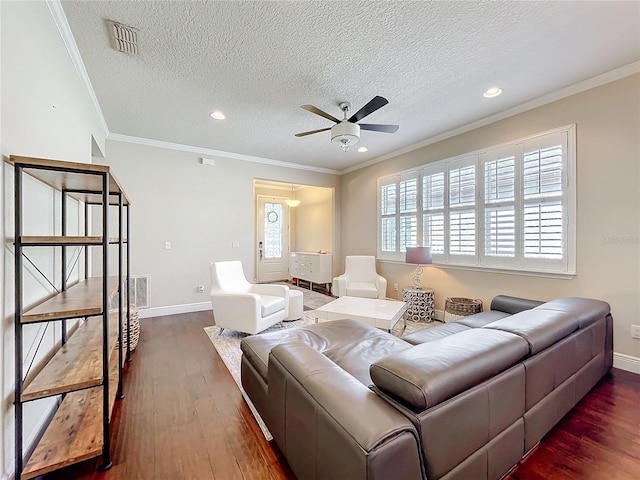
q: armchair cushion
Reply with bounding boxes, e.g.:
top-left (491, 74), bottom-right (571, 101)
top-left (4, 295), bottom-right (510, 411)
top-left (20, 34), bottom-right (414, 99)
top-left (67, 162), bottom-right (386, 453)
top-left (261, 295), bottom-right (287, 317)
top-left (346, 282), bottom-right (379, 299)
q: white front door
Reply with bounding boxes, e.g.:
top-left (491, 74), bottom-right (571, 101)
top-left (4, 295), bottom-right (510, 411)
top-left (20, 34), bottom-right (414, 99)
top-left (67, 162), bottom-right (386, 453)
top-left (256, 196), bottom-right (290, 282)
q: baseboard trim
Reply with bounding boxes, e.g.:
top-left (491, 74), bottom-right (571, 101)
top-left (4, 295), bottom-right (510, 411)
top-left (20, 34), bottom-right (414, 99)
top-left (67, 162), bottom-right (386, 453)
top-left (613, 352), bottom-right (640, 374)
top-left (138, 302), bottom-right (212, 319)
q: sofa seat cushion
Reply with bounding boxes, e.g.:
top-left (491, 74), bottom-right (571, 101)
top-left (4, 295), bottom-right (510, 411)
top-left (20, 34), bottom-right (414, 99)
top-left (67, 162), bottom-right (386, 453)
top-left (241, 319), bottom-right (411, 385)
top-left (370, 329), bottom-right (529, 411)
top-left (484, 309), bottom-right (578, 355)
top-left (401, 322), bottom-right (470, 345)
top-left (456, 310), bottom-right (511, 328)
top-left (260, 295), bottom-right (286, 317)
top-left (346, 283), bottom-right (379, 298)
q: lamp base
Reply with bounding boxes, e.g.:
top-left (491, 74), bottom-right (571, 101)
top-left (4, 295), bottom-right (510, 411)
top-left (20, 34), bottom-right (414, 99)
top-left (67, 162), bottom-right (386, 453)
top-left (412, 265), bottom-right (424, 289)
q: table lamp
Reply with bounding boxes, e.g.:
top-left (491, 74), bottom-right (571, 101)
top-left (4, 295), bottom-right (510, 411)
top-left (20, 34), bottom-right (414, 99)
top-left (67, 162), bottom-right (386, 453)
top-left (405, 247), bottom-right (432, 289)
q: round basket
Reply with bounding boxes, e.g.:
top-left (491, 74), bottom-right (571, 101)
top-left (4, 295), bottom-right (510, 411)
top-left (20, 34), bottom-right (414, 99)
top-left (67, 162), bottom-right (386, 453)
top-left (116, 304), bottom-right (140, 351)
top-left (444, 297), bottom-right (483, 320)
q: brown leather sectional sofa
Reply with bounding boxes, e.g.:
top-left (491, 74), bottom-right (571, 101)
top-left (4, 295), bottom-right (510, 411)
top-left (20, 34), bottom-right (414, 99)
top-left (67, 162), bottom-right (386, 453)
top-left (240, 295), bottom-right (613, 480)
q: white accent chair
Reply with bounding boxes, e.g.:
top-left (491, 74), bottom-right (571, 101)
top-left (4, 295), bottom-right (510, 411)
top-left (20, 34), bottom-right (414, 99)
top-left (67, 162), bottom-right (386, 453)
top-left (331, 255), bottom-right (387, 299)
top-left (210, 260), bottom-right (289, 334)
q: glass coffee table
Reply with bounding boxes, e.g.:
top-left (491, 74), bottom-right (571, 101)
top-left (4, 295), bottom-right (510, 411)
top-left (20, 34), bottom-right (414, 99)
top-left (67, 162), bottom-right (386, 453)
top-left (313, 296), bottom-right (407, 333)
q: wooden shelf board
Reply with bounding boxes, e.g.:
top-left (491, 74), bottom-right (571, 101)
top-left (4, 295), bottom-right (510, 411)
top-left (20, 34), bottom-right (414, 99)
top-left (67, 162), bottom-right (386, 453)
top-left (17, 236), bottom-right (126, 245)
top-left (19, 236), bottom-right (103, 246)
top-left (22, 277), bottom-right (119, 323)
top-left (21, 388), bottom-right (103, 479)
top-left (22, 314), bottom-right (119, 402)
top-left (7, 156), bottom-right (130, 205)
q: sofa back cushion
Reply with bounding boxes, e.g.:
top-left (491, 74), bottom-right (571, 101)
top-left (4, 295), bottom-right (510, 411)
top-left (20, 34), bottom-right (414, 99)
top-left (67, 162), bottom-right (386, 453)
top-left (484, 309), bottom-right (578, 355)
top-left (370, 329), bottom-right (529, 411)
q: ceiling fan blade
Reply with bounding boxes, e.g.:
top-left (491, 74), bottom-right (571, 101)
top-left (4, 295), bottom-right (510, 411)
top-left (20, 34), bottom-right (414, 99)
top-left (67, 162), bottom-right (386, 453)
top-left (295, 127), bottom-right (332, 137)
top-left (359, 124), bottom-right (399, 133)
top-left (301, 105), bottom-right (340, 123)
top-left (348, 96), bottom-right (389, 123)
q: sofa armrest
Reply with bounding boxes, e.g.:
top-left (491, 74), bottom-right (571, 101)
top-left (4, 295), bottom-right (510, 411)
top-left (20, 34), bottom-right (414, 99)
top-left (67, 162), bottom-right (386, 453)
top-left (268, 342), bottom-right (423, 480)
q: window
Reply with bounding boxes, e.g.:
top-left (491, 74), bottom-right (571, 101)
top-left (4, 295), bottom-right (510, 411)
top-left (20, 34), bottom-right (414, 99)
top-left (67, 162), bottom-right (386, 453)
top-left (377, 125), bottom-right (576, 275)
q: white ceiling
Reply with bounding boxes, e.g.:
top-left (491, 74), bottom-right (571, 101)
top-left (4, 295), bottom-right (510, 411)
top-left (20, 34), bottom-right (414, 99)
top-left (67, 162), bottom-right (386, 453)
top-left (60, 0), bottom-right (640, 173)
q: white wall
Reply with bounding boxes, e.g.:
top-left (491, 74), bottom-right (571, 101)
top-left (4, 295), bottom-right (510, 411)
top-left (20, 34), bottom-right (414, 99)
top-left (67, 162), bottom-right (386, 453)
top-left (340, 73), bottom-right (640, 371)
top-left (293, 185), bottom-right (334, 255)
top-left (96, 140), bottom-right (340, 316)
top-left (1, 1), bottom-right (107, 477)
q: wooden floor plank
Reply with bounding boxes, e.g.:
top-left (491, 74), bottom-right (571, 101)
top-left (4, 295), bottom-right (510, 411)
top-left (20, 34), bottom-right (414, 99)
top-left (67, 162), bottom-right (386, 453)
top-left (44, 311), bottom-right (640, 480)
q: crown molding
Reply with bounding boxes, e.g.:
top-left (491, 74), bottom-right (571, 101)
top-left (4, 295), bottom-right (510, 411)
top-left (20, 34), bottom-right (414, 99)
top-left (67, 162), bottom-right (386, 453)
top-left (107, 133), bottom-right (341, 175)
top-left (47, 0), bottom-right (109, 138)
top-left (47, 0), bottom-right (637, 178)
top-left (342, 61), bottom-right (640, 175)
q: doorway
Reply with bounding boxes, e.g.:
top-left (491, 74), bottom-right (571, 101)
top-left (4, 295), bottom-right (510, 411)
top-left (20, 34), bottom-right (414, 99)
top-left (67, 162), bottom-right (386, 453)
top-left (254, 180), bottom-right (335, 285)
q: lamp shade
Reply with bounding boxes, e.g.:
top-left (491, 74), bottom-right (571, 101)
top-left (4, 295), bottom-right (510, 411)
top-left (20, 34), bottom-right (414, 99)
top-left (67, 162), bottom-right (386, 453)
top-left (405, 247), bottom-right (432, 265)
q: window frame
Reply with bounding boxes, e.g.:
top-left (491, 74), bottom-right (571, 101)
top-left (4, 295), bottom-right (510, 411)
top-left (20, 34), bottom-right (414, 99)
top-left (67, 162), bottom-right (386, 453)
top-left (377, 124), bottom-right (576, 277)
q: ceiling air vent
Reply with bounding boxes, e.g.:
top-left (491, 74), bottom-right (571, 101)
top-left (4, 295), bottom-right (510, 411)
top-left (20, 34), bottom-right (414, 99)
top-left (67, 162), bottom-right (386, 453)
top-left (109, 21), bottom-right (139, 54)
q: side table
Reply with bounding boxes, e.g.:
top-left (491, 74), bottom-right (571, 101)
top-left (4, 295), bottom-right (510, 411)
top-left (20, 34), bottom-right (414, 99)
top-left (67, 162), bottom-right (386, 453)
top-left (402, 287), bottom-right (435, 323)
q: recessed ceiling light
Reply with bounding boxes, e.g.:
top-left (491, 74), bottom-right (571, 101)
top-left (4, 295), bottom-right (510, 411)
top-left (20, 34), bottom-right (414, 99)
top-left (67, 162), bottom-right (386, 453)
top-left (483, 87), bottom-right (503, 98)
top-left (209, 110), bottom-right (225, 120)
top-left (358, 147), bottom-right (368, 153)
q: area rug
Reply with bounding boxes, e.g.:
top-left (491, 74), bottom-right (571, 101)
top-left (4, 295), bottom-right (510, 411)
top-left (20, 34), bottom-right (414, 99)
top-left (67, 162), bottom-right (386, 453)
top-left (204, 288), bottom-right (434, 440)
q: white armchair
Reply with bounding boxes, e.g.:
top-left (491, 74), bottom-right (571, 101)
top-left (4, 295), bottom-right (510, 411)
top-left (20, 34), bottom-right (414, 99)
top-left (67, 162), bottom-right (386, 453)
top-left (331, 256), bottom-right (387, 299)
top-left (210, 260), bottom-right (289, 334)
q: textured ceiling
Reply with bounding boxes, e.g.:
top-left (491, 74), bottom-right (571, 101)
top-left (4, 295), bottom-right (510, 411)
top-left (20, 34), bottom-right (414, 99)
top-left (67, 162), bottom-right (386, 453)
top-left (60, 0), bottom-right (640, 172)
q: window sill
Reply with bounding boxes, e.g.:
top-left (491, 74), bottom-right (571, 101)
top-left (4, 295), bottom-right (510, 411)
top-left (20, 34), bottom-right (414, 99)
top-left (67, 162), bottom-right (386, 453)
top-left (379, 259), bottom-right (576, 280)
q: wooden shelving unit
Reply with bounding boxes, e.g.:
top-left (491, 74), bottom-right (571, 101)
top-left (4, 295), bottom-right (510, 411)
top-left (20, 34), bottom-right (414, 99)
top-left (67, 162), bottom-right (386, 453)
top-left (9, 156), bottom-right (131, 480)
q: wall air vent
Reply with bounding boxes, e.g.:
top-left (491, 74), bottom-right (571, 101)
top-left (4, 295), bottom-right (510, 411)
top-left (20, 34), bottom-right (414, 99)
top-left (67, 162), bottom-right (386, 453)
top-left (129, 275), bottom-right (149, 308)
top-left (109, 21), bottom-right (139, 54)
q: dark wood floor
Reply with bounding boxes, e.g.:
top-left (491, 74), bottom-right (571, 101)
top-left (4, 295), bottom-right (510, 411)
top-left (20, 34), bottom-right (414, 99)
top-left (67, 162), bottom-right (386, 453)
top-left (49, 311), bottom-right (640, 480)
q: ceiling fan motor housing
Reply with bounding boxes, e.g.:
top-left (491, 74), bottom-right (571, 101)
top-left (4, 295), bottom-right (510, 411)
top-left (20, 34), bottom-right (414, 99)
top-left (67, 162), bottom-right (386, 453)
top-left (331, 121), bottom-right (360, 146)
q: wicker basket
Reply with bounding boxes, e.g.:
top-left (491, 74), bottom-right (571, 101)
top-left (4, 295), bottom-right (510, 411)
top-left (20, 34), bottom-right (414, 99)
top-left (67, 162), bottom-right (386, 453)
top-left (444, 297), bottom-right (483, 322)
top-left (116, 305), bottom-right (140, 351)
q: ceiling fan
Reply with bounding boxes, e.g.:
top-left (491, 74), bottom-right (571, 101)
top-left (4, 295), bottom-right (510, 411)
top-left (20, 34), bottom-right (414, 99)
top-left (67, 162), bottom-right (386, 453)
top-left (295, 96), bottom-right (399, 152)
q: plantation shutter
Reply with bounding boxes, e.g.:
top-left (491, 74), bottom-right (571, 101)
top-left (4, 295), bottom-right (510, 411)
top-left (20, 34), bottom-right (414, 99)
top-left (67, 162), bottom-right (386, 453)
top-left (399, 173), bottom-right (418, 252)
top-left (481, 146), bottom-right (517, 267)
top-left (379, 177), bottom-right (397, 253)
top-left (448, 157), bottom-right (476, 259)
top-left (521, 131), bottom-right (568, 271)
top-left (423, 168), bottom-right (445, 257)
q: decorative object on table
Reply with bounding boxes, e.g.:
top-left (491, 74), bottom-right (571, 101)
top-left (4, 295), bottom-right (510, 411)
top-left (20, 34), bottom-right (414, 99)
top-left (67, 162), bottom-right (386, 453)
top-left (331, 255), bottom-right (387, 299)
top-left (403, 286), bottom-right (435, 323)
top-left (405, 246), bottom-right (432, 289)
top-left (444, 297), bottom-right (483, 323)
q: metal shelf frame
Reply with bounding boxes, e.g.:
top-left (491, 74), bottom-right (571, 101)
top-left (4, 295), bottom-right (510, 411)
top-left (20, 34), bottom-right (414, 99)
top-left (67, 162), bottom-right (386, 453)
top-left (11, 156), bottom-right (131, 479)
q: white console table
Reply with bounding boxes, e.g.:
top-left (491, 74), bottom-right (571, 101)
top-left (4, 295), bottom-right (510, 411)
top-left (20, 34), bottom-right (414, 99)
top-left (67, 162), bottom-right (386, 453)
top-left (290, 252), bottom-right (332, 290)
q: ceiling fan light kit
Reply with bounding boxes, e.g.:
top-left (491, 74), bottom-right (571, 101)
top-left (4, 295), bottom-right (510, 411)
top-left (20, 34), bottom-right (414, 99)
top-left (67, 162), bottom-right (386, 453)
top-left (332, 121), bottom-right (360, 152)
top-left (296, 96), bottom-right (399, 152)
